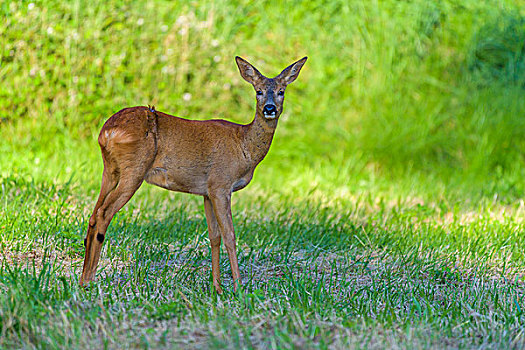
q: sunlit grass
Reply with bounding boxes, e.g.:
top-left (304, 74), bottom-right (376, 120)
top-left (1, 176), bottom-right (525, 348)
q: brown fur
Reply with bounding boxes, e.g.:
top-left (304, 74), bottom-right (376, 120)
top-left (80, 56), bottom-right (307, 293)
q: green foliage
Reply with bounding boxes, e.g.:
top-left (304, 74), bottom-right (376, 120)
top-left (468, 12), bottom-right (525, 86)
top-left (0, 0), bottom-right (524, 198)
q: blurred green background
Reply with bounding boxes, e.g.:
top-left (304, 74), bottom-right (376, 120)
top-left (1, 0), bottom-right (525, 201)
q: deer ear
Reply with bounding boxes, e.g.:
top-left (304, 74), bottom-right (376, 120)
top-left (277, 57), bottom-right (307, 85)
top-left (235, 56), bottom-right (264, 85)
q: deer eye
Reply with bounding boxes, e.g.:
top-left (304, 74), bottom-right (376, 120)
top-left (278, 90), bottom-right (284, 96)
top-left (256, 90), bottom-right (263, 96)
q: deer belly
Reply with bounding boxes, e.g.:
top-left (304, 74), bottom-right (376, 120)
top-left (145, 167), bottom-right (208, 195)
top-left (232, 172), bottom-right (253, 192)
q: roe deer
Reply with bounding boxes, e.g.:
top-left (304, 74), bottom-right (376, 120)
top-left (80, 56), bottom-right (307, 293)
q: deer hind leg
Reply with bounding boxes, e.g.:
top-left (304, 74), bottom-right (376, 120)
top-left (80, 164), bottom-right (146, 285)
top-left (86, 149), bottom-right (118, 243)
top-left (203, 195), bottom-right (223, 294)
top-left (80, 135), bottom-right (155, 286)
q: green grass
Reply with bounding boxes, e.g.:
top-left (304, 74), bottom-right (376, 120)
top-left (1, 176), bottom-right (525, 348)
top-left (1, 0), bottom-right (525, 348)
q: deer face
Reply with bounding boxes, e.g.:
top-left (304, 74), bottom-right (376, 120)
top-left (236, 56), bottom-right (307, 120)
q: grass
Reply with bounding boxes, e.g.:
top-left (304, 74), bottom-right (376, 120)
top-left (1, 0), bottom-right (525, 348)
top-left (1, 176), bottom-right (525, 348)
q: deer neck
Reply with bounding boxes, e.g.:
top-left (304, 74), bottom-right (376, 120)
top-left (242, 112), bottom-right (278, 166)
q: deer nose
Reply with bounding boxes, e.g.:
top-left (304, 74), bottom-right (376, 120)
top-left (263, 104), bottom-right (277, 114)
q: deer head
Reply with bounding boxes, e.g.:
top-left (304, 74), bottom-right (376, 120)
top-left (235, 56), bottom-right (307, 120)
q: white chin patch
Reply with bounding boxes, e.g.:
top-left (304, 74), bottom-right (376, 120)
top-left (263, 112), bottom-right (277, 119)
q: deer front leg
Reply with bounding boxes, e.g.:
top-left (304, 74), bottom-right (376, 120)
top-left (208, 191), bottom-right (240, 291)
top-left (203, 195), bottom-right (223, 294)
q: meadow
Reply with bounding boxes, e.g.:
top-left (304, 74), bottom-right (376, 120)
top-left (1, 0), bottom-right (525, 348)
